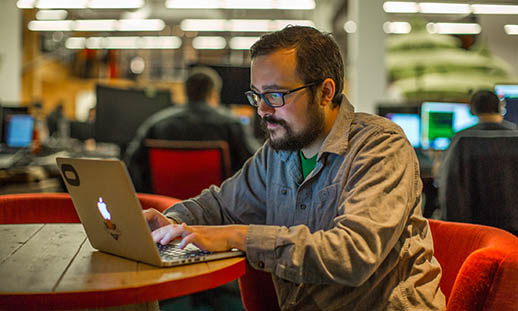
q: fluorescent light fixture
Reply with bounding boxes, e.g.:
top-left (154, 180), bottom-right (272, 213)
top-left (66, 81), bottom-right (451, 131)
top-left (419, 2), bottom-right (471, 14)
top-left (17, 0), bottom-right (35, 9)
top-left (383, 21), bottom-right (411, 34)
top-left (28, 20), bottom-right (74, 31)
top-left (75, 19), bottom-right (117, 31)
top-left (229, 19), bottom-right (271, 32)
top-left (192, 36), bottom-right (226, 49)
top-left (180, 19), bottom-right (314, 32)
top-left (18, 0), bottom-right (143, 9)
top-left (343, 21), bottom-right (357, 34)
top-left (89, 0), bottom-right (144, 9)
top-left (36, 0), bottom-right (88, 9)
top-left (117, 19), bottom-right (165, 31)
top-left (165, 0), bottom-right (315, 10)
top-left (383, 1), bottom-right (418, 13)
top-left (36, 10), bottom-right (68, 20)
top-left (180, 19), bottom-right (227, 31)
top-left (426, 22), bottom-right (481, 34)
top-left (66, 36), bottom-right (181, 49)
top-left (28, 19), bottom-right (165, 32)
top-left (504, 25), bottom-right (518, 35)
top-left (229, 36), bottom-right (259, 49)
top-left (65, 37), bottom-right (85, 49)
top-left (472, 5), bottom-right (518, 15)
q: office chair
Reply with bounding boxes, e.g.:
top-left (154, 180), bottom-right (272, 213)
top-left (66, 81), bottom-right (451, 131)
top-left (237, 219), bottom-right (518, 311)
top-left (438, 130), bottom-right (518, 235)
top-left (145, 139), bottom-right (232, 200)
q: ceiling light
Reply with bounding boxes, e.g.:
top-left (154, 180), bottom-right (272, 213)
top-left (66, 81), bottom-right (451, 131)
top-left (504, 25), bottom-right (518, 35)
top-left (472, 5), bottom-right (518, 15)
top-left (28, 19), bottom-right (166, 32)
top-left (419, 2), bottom-right (471, 14)
top-left (192, 36), bottom-right (226, 49)
top-left (165, 0), bottom-right (315, 10)
top-left (75, 19), bottom-right (117, 31)
top-left (229, 36), bottom-right (260, 50)
top-left (426, 22), bottom-right (481, 34)
top-left (383, 1), bottom-right (418, 13)
top-left (383, 21), bottom-right (412, 34)
top-left (88, 0), bottom-right (144, 9)
top-left (18, 0), bottom-right (143, 9)
top-left (36, 10), bottom-right (68, 20)
top-left (180, 19), bottom-right (314, 32)
top-left (28, 20), bottom-right (74, 31)
top-left (65, 37), bottom-right (85, 49)
top-left (117, 19), bottom-right (165, 31)
top-left (36, 0), bottom-right (87, 9)
top-left (66, 36), bottom-right (181, 49)
top-left (343, 21), bottom-right (357, 34)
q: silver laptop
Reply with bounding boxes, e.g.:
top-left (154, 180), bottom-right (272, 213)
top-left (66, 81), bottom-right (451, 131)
top-left (56, 157), bottom-right (244, 267)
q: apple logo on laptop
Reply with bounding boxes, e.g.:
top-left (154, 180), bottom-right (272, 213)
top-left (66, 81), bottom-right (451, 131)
top-left (97, 197), bottom-right (120, 240)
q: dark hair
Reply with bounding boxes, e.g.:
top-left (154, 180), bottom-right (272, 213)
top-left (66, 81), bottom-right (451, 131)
top-left (250, 25), bottom-right (344, 107)
top-left (185, 67), bottom-right (221, 102)
top-left (470, 90), bottom-right (500, 114)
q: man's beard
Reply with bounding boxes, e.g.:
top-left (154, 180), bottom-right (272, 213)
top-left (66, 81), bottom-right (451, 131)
top-left (261, 96), bottom-right (325, 151)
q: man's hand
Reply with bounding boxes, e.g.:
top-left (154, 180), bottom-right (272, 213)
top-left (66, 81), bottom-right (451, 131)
top-left (143, 208), bottom-right (176, 231)
top-left (152, 223), bottom-right (248, 252)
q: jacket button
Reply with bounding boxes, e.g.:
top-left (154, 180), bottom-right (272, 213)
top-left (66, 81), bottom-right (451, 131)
top-left (300, 204), bottom-right (307, 210)
top-left (258, 261), bottom-right (265, 269)
top-left (281, 189), bottom-right (287, 195)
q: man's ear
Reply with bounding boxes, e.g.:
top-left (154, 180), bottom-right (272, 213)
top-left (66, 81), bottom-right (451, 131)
top-left (320, 78), bottom-right (336, 107)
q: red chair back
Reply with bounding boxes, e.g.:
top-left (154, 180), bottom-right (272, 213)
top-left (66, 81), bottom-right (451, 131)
top-left (146, 139), bottom-right (231, 200)
top-left (0, 192), bottom-right (179, 224)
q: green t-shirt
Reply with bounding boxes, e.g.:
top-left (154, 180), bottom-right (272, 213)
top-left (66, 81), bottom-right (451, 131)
top-left (299, 151), bottom-right (318, 179)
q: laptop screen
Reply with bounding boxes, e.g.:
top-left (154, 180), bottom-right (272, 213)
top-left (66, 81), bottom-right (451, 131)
top-left (6, 114), bottom-right (34, 147)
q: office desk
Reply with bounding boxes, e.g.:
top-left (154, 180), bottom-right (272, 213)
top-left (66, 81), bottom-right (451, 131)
top-left (0, 223), bottom-right (246, 310)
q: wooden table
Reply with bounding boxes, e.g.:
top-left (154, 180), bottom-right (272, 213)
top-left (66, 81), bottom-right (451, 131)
top-left (0, 223), bottom-right (246, 310)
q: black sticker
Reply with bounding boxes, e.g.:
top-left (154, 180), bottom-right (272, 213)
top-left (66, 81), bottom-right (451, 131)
top-left (61, 164), bottom-right (80, 186)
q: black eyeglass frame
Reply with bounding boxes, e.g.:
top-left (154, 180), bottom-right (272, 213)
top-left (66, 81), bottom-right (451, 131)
top-left (245, 79), bottom-right (324, 108)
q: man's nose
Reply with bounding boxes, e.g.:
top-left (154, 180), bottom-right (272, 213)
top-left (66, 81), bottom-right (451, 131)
top-left (256, 99), bottom-right (274, 118)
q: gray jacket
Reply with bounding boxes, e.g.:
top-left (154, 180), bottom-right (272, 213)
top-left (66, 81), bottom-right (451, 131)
top-left (165, 98), bottom-right (445, 310)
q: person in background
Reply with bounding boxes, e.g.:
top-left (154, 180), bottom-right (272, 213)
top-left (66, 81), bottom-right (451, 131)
top-left (462, 90), bottom-right (516, 132)
top-left (144, 26), bottom-right (445, 310)
top-left (124, 66), bottom-right (257, 193)
top-left (46, 102), bottom-right (66, 138)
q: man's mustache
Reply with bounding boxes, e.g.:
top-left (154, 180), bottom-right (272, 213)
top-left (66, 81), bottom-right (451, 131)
top-left (262, 115), bottom-right (286, 127)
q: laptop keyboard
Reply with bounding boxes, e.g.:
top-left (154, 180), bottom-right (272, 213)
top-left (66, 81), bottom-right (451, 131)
top-left (157, 242), bottom-right (210, 262)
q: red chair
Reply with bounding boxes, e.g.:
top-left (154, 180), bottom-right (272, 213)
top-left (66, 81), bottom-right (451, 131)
top-left (0, 192), bottom-right (180, 224)
top-left (238, 219), bottom-right (518, 311)
top-left (145, 139), bottom-right (232, 200)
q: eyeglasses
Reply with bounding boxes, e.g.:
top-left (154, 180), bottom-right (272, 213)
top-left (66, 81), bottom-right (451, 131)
top-left (245, 79), bottom-right (324, 108)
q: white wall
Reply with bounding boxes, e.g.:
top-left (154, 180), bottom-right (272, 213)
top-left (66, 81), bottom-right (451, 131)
top-left (0, 0), bottom-right (21, 104)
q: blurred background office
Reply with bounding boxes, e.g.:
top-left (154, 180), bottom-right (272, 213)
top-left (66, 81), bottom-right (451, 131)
top-left (0, 1), bottom-right (517, 309)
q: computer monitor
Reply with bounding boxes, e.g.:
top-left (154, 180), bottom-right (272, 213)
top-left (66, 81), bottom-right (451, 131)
top-left (190, 64), bottom-right (251, 107)
top-left (386, 113), bottom-right (421, 148)
top-left (5, 114), bottom-right (34, 148)
top-left (495, 84), bottom-right (518, 124)
top-left (420, 102), bottom-right (478, 150)
top-left (94, 84), bottom-right (172, 152)
top-left (1, 105), bottom-right (30, 145)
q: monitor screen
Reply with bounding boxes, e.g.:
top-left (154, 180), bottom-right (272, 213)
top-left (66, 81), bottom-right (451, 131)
top-left (386, 113), bottom-right (421, 148)
top-left (94, 84), bottom-right (172, 151)
top-left (190, 64), bottom-right (251, 107)
top-left (1, 105), bottom-right (30, 144)
top-left (495, 84), bottom-right (518, 124)
top-left (420, 102), bottom-right (478, 150)
top-left (6, 114), bottom-right (34, 147)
